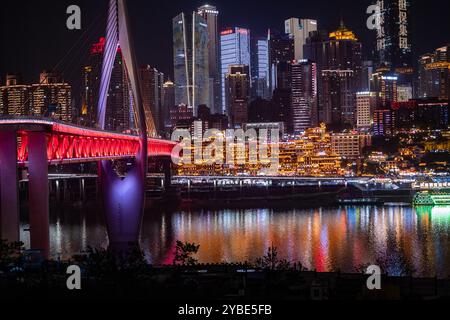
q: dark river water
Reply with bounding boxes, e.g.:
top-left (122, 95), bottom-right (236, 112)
top-left (19, 204), bottom-right (450, 278)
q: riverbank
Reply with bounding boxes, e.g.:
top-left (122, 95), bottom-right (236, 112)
top-left (2, 263), bottom-right (450, 300)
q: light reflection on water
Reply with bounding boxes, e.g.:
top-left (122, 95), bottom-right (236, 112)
top-left (20, 205), bottom-right (450, 277)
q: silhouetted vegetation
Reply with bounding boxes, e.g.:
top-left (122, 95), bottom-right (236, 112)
top-left (173, 241), bottom-right (200, 266)
top-left (0, 240), bottom-right (24, 272)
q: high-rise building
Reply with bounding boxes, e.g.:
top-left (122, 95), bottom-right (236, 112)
top-left (356, 91), bottom-right (377, 128)
top-left (268, 29), bottom-right (295, 94)
top-left (82, 37), bottom-right (105, 127)
top-left (322, 70), bottom-right (356, 127)
top-left (285, 18), bottom-right (318, 60)
top-left (31, 71), bottom-right (72, 122)
top-left (361, 61), bottom-right (374, 91)
top-left (373, 109), bottom-right (395, 136)
top-left (418, 45), bottom-right (450, 100)
top-left (0, 74), bottom-right (30, 116)
top-left (139, 65), bottom-right (164, 134)
top-left (162, 80), bottom-right (175, 132)
top-left (173, 12), bottom-right (210, 115)
top-left (304, 23), bottom-right (362, 124)
top-left (220, 27), bottom-right (251, 113)
top-left (251, 36), bottom-right (270, 100)
top-left (225, 65), bottom-right (250, 128)
top-left (197, 4), bottom-right (221, 114)
top-left (375, 0), bottom-right (412, 72)
top-left (83, 37), bottom-right (132, 131)
top-left (290, 60), bottom-right (318, 132)
top-left (371, 71), bottom-right (398, 108)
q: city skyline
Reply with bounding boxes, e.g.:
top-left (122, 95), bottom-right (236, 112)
top-left (1, 0), bottom-right (449, 85)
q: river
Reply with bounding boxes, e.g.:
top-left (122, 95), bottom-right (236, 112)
top-left (19, 204), bottom-right (450, 278)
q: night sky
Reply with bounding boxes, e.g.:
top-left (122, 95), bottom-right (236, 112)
top-left (1, 0), bottom-right (449, 100)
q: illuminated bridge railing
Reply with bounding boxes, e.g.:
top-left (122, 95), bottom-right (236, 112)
top-left (0, 118), bottom-right (176, 164)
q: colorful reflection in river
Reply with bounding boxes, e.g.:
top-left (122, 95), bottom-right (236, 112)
top-left (140, 205), bottom-right (450, 278)
top-left (21, 205), bottom-right (450, 278)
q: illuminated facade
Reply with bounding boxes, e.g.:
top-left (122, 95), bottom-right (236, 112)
top-left (356, 91), bottom-right (377, 128)
top-left (220, 27), bottom-right (251, 114)
top-left (418, 45), bottom-right (450, 100)
top-left (331, 132), bottom-right (371, 160)
top-left (225, 65), bottom-right (250, 128)
top-left (173, 12), bottom-right (210, 115)
top-left (251, 36), bottom-right (270, 100)
top-left (290, 60), bottom-right (318, 132)
top-left (197, 5), bottom-right (221, 114)
top-left (177, 124), bottom-right (344, 177)
top-left (139, 65), bottom-right (164, 134)
top-left (375, 0), bottom-right (412, 71)
top-left (0, 74), bottom-right (30, 116)
top-left (322, 70), bottom-right (356, 126)
top-left (31, 72), bottom-right (72, 122)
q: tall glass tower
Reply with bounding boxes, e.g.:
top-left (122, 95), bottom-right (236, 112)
top-left (375, 0), bottom-right (412, 71)
top-left (220, 27), bottom-right (251, 114)
top-left (197, 4), bottom-right (221, 114)
top-left (173, 12), bottom-right (210, 115)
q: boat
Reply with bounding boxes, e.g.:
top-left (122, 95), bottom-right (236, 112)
top-left (413, 191), bottom-right (450, 206)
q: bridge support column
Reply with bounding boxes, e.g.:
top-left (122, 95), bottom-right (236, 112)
top-left (163, 159), bottom-right (172, 190)
top-left (0, 131), bottom-right (19, 242)
top-left (28, 132), bottom-right (49, 258)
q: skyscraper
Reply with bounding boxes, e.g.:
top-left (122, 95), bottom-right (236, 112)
top-left (290, 60), bottom-right (318, 132)
top-left (285, 18), bottom-right (318, 60)
top-left (83, 37), bottom-right (132, 131)
top-left (225, 65), bottom-right (250, 128)
top-left (31, 71), bottom-right (72, 122)
top-left (251, 36), bottom-right (270, 100)
top-left (0, 74), bottom-right (30, 116)
top-left (268, 29), bottom-right (295, 94)
top-left (173, 12), bottom-right (210, 115)
top-left (375, 0), bottom-right (412, 72)
top-left (197, 4), bottom-right (221, 114)
top-left (418, 45), bottom-right (450, 100)
top-left (162, 80), bottom-right (175, 132)
top-left (220, 27), bottom-right (251, 114)
top-left (139, 65), bottom-right (164, 134)
top-left (304, 23), bottom-right (362, 125)
top-left (322, 70), bottom-right (356, 127)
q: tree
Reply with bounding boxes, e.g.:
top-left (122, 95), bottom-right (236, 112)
top-left (0, 240), bottom-right (24, 271)
top-left (256, 245), bottom-right (291, 271)
top-left (173, 241), bottom-right (200, 266)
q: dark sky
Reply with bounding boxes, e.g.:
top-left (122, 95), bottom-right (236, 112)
top-left (1, 0), bottom-right (449, 93)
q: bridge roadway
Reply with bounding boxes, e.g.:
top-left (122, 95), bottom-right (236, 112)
top-left (0, 117), bottom-right (176, 165)
top-left (0, 117), bottom-right (177, 255)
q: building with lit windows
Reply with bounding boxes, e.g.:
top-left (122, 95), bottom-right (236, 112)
top-left (418, 45), bottom-right (450, 100)
top-left (139, 65), bottom-right (164, 134)
top-left (31, 71), bottom-right (72, 122)
top-left (162, 80), bottom-right (175, 132)
top-left (375, 0), bottom-right (412, 72)
top-left (225, 65), bottom-right (250, 128)
top-left (331, 132), bottom-right (371, 160)
top-left (268, 29), bottom-right (295, 94)
top-left (251, 36), bottom-right (270, 100)
top-left (220, 27), bottom-right (251, 114)
top-left (197, 4), bottom-right (221, 114)
top-left (290, 60), bottom-right (318, 132)
top-left (373, 109), bottom-right (395, 136)
top-left (173, 12), bottom-right (210, 115)
top-left (0, 74), bottom-right (30, 116)
top-left (356, 91), bottom-right (377, 128)
top-left (322, 70), bottom-right (356, 127)
top-left (371, 71), bottom-right (398, 108)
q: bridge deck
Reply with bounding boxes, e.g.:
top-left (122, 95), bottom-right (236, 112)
top-left (0, 117), bottom-right (176, 164)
